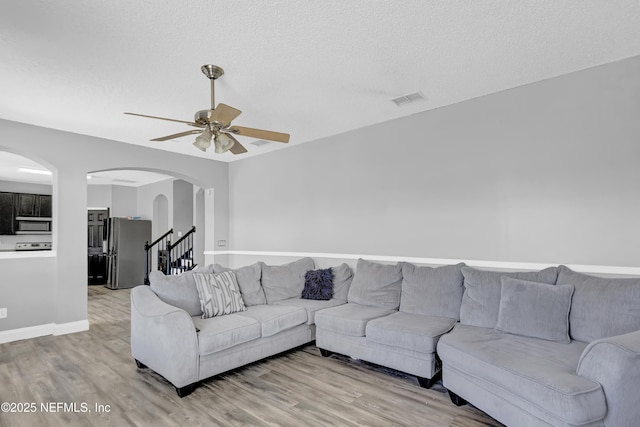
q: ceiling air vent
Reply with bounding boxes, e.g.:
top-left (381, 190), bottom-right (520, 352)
top-left (391, 91), bottom-right (426, 106)
top-left (250, 140), bottom-right (272, 147)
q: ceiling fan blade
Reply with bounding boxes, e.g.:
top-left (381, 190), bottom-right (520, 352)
top-left (151, 129), bottom-right (203, 142)
top-left (224, 133), bottom-right (248, 154)
top-left (229, 126), bottom-right (290, 143)
top-left (124, 112), bottom-right (198, 126)
top-left (210, 103), bottom-right (242, 127)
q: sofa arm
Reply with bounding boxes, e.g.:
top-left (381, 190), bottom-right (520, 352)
top-left (576, 329), bottom-right (640, 427)
top-left (130, 285), bottom-right (199, 388)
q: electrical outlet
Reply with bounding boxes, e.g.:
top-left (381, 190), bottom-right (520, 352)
top-left (0, 308), bottom-right (7, 319)
top-left (217, 240), bottom-right (227, 247)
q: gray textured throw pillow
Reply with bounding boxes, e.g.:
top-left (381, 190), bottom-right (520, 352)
top-left (400, 262), bottom-right (465, 319)
top-left (347, 259), bottom-right (402, 310)
top-left (193, 271), bottom-right (246, 318)
top-left (459, 266), bottom-right (558, 328)
top-left (213, 263), bottom-right (265, 306)
top-left (495, 277), bottom-right (574, 343)
top-left (557, 265), bottom-right (640, 342)
top-left (331, 263), bottom-right (354, 302)
top-left (260, 257), bottom-right (315, 303)
top-left (149, 265), bottom-right (215, 316)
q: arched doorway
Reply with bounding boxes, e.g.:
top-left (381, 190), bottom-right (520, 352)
top-left (0, 150), bottom-right (54, 252)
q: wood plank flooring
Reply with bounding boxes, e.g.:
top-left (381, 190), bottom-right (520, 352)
top-left (0, 286), bottom-right (503, 427)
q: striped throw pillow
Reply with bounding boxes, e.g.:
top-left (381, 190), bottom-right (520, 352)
top-left (193, 271), bottom-right (246, 318)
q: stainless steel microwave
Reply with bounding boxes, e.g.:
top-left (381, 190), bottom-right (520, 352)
top-left (15, 217), bottom-right (52, 234)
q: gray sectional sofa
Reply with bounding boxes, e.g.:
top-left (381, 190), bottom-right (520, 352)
top-left (131, 257), bottom-right (640, 427)
top-left (130, 258), bottom-right (352, 396)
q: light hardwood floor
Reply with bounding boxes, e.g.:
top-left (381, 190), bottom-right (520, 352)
top-left (0, 286), bottom-right (503, 427)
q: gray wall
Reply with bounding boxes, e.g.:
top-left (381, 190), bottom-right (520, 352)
top-left (111, 185), bottom-right (138, 217)
top-left (229, 56), bottom-right (640, 268)
top-left (172, 179), bottom-right (194, 235)
top-left (0, 120), bottom-right (228, 334)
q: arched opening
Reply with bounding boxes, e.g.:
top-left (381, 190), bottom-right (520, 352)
top-left (86, 168), bottom-right (214, 288)
top-left (0, 150), bottom-right (54, 252)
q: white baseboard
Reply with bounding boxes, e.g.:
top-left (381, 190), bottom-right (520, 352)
top-left (54, 320), bottom-right (89, 336)
top-left (0, 319), bottom-right (89, 344)
top-left (205, 250), bottom-right (640, 277)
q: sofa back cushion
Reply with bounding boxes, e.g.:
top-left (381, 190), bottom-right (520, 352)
top-left (213, 263), bottom-right (265, 306)
top-left (400, 262), bottom-right (465, 318)
top-left (149, 264), bottom-right (215, 316)
top-left (557, 265), bottom-right (640, 342)
top-left (459, 266), bottom-right (558, 328)
top-left (260, 257), bottom-right (315, 303)
top-left (495, 277), bottom-right (574, 343)
top-left (331, 263), bottom-right (354, 302)
top-left (347, 259), bottom-right (403, 310)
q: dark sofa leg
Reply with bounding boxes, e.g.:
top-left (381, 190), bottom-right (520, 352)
top-left (134, 359), bottom-right (147, 369)
top-left (448, 390), bottom-right (468, 406)
top-left (417, 370), bottom-right (441, 389)
top-left (175, 384), bottom-right (196, 398)
top-left (319, 348), bottom-right (334, 357)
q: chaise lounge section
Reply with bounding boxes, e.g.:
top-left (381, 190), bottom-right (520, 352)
top-left (437, 265), bottom-right (640, 427)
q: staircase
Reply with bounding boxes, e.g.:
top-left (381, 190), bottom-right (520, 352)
top-left (144, 225), bottom-right (196, 285)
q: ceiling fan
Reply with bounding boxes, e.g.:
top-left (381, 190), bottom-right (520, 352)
top-left (125, 64), bottom-right (290, 155)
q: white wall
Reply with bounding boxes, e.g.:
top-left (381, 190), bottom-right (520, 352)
top-left (0, 121), bottom-right (228, 339)
top-left (86, 185), bottom-right (112, 209)
top-left (111, 185), bottom-right (138, 217)
top-left (228, 56), bottom-right (640, 269)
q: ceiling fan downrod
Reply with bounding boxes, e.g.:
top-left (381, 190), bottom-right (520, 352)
top-left (201, 65), bottom-right (224, 111)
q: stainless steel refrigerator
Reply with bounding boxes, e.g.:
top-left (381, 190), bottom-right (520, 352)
top-left (104, 218), bottom-right (151, 289)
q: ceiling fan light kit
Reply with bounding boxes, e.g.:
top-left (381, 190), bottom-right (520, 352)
top-left (125, 64), bottom-right (290, 155)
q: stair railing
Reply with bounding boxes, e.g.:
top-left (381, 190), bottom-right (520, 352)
top-left (165, 225), bottom-right (197, 276)
top-left (144, 228), bottom-right (173, 285)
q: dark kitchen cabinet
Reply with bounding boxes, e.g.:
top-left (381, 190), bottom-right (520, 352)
top-left (17, 193), bottom-right (52, 217)
top-left (0, 192), bottom-right (16, 235)
top-left (17, 193), bottom-right (37, 216)
top-left (38, 195), bottom-right (52, 217)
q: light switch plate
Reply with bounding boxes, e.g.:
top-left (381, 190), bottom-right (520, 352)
top-left (217, 240), bottom-right (227, 247)
top-left (0, 308), bottom-right (7, 319)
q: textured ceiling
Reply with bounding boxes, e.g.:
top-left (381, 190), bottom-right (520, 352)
top-left (1, 1), bottom-right (640, 163)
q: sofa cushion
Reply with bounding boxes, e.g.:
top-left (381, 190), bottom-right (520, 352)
top-left (213, 263), bottom-right (265, 306)
top-left (366, 312), bottom-right (456, 354)
top-left (273, 297), bottom-right (346, 324)
top-left (149, 265), bottom-right (215, 316)
top-left (260, 258), bottom-right (315, 303)
top-left (347, 259), bottom-right (402, 310)
top-left (459, 266), bottom-right (558, 329)
top-left (236, 305), bottom-right (307, 337)
top-left (194, 271), bottom-right (246, 318)
top-left (192, 314), bottom-right (261, 356)
top-left (438, 324), bottom-right (605, 426)
top-left (557, 265), bottom-right (640, 342)
top-left (302, 268), bottom-right (334, 300)
top-left (331, 263), bottom-right (354, 302)
top-left (495, 277), bottom-right (574, 343)
top-left (315, 303), bottom-right (396, 337)
top-left (400, 262), bottom-right (465, 319)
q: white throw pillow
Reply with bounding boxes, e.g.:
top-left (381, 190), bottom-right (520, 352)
top-left (193, 271), bottom-right (246, 318)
